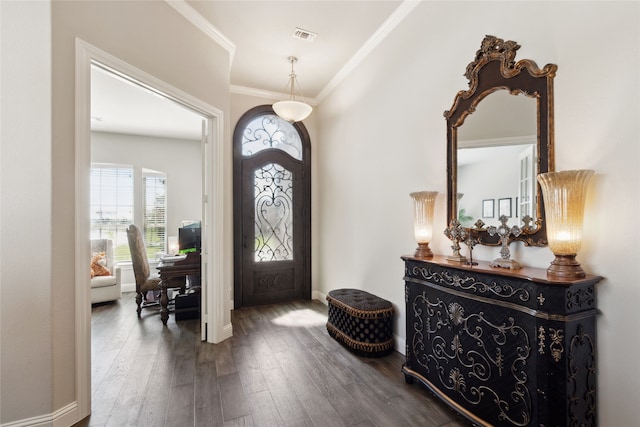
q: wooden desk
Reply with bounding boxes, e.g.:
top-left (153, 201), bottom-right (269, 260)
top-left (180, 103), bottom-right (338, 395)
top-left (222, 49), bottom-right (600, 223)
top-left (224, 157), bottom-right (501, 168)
top-left (157, 252), bottom-right (201, 325)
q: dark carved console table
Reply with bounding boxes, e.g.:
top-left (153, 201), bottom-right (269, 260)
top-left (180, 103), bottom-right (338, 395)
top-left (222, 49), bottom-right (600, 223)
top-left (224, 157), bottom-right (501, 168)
top-left (401, 255), bottom-right (602, 427)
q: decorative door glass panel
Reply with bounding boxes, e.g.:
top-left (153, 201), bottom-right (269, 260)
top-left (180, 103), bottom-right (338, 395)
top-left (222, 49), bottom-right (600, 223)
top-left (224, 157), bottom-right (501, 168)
top-left (254, 163), bottom-right (293, 262)
top-left (241, 114), bottom-right (302, 160)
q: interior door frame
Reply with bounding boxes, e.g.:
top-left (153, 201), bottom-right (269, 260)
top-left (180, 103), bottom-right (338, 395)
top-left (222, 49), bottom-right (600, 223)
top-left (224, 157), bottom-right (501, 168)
top-left (232, 105), bottom-right (311, 308)
top-left (74, 39), bottom-right (232, 419)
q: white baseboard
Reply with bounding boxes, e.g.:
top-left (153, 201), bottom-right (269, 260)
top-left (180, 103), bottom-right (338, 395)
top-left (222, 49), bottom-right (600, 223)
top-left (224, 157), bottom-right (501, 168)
top-left (312, 290), bottom-right (327, 304)
top-left (223, 322), bottom-right (233, 337)
top-left (1, 401), bottom-right (78, 427)
top-left (395, 335), bottom-right (406, 355)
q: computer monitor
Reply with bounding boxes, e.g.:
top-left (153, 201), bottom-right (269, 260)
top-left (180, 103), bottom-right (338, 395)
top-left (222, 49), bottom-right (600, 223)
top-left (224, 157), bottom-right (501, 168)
top-left (178, 222), bottom-right (201, 253)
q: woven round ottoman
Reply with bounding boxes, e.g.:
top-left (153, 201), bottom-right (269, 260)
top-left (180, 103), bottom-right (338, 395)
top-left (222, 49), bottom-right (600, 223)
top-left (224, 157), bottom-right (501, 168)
top-left (326, 288), bottom-right (394, 357)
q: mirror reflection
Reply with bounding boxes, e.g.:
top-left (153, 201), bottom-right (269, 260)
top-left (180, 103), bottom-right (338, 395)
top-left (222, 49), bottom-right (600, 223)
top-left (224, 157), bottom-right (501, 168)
top-left (457, 91), bottom-right (537, 228)
top-left (445, 35), bottom-right (556, 247)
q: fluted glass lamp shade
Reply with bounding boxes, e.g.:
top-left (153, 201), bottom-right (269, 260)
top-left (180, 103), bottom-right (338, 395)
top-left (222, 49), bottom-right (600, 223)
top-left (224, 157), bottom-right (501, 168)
top-left (537, 170), bottom-right (594, 278)
top-left (410, 191), bottom-right (438, 258)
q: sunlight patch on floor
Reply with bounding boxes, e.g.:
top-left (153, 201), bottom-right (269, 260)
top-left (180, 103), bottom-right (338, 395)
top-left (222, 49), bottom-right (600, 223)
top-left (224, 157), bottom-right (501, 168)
top-left (271, 308), bottom-right (327, 327)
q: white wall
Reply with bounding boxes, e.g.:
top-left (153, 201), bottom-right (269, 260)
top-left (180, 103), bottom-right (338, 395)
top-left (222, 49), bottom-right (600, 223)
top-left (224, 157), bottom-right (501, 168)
top-left (1, 1), bottom-right (231, 425)
top-left (458, 145), bottom-right (525, 225)
top-left (316, 2), bottom-right (639, 426)
top-left (50, 0), bottom-right (230, 420)
top-left (2, 1), bottom-right (638, 425)
top-left (91, 131), bottom-right (202, 239)
top-left (92, 132), bottom-right (202, 290)
top-left (0, 1), bottom-right (53, 423)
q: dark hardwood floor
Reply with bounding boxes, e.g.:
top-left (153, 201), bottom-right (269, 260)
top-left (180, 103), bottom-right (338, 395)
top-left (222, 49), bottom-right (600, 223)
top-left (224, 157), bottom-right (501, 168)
top-left (76, 292), bottom-right (469, 427)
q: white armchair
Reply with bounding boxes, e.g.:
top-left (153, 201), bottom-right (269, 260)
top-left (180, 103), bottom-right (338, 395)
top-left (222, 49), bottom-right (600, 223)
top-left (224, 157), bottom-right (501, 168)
top-left (90, 239), bottom-right (122, 303)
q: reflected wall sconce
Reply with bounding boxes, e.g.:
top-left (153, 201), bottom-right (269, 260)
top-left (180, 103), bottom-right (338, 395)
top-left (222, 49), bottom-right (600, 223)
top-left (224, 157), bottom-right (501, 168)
top-left (272, 56), bottom-right (313, 122)
top-left (410, 191), bottom-right (438, 259)
top-left (537, 169), bottom-right (594, 279)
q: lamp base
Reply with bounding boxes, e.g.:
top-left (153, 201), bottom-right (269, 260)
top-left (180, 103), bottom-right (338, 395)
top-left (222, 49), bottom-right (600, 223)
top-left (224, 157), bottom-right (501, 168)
top-left (414, 243), bottom-right (433, 259)
top-left (547, 254), bottom-right (586, 279)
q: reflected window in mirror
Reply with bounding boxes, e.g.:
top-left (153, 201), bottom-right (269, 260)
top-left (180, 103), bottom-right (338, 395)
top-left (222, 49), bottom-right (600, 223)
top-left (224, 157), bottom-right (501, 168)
top-left (458, 143), bottom-right (536, 226)
top-left (457, 91), bottom-right (537, 228)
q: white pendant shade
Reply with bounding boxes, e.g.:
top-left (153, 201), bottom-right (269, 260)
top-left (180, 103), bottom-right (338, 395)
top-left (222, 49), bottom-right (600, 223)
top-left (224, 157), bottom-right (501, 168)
top-left (272, 100), bottom-right (313, 123)
top-left (273, 56), bottom-right (313, 122)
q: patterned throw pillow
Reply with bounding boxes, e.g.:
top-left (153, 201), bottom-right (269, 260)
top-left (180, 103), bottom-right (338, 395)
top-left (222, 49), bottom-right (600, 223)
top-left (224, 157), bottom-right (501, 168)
top-left (90, 251), bottom-right (111, 278)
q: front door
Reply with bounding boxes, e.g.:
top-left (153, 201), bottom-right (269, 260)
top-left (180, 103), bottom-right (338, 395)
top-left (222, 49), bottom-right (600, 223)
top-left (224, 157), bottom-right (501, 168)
top-left (233, 106), bottom-right (311, 307)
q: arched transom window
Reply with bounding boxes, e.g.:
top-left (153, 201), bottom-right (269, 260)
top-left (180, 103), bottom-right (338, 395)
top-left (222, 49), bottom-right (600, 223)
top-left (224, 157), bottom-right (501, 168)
top-left (241, 114), bottom-right (302, 160)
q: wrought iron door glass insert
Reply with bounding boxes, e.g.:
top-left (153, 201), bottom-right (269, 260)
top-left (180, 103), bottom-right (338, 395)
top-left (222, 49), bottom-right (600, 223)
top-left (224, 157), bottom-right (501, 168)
top-left (254, 163), bottom-right (293, 262)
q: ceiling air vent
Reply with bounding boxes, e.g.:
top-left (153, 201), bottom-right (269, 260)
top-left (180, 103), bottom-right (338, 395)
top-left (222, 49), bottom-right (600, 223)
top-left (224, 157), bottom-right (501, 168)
top-left (292, 27), bottom-right (317, 42)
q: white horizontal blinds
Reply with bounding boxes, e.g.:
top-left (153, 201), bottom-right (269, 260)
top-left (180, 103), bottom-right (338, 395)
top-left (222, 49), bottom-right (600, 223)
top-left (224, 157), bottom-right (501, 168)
top-left (143, 170), bottom-right (167, 258)
top-left (90, 165), bottom-right (134, 262)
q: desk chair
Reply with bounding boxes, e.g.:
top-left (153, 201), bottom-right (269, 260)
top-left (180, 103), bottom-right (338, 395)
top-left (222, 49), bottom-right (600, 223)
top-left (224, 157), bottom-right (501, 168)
top-left (126, 224), bottom-right (162, 316)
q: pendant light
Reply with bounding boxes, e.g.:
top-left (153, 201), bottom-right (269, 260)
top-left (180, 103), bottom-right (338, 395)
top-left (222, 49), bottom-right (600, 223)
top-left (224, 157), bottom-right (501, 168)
top-left (272, 56), bottom-right (313, 122)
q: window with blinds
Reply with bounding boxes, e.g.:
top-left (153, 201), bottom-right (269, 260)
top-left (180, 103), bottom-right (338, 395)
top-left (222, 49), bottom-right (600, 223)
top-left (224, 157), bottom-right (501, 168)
top-left (90, 165), bottom-right (134, 262)
top-left (143, 170), bottom-right (167, 258)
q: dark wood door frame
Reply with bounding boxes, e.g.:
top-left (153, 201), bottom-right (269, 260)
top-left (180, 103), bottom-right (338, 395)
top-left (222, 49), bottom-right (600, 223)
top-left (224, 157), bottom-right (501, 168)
top-left (233, 105), bottom-right (311, 308)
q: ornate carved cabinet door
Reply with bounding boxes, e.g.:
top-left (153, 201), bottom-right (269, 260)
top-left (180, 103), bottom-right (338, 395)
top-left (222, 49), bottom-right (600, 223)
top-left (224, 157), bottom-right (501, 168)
top-left (233, 107), bottom-right (311, 307)
top-left (405, 264), bottom-right (536, 426)
top-left (402, 256), bottom-right (601, 427)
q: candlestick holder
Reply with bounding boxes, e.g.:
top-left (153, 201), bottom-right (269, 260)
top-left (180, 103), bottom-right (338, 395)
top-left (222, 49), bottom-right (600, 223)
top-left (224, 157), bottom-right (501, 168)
top-left (444, 219), bottom-right (467, 263)
top-left (488, 215), bottom-right (522, 269)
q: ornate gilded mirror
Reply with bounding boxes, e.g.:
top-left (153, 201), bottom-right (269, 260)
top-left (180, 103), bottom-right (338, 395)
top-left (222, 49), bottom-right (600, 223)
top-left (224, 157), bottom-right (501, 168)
top-left (445, 35), bottom-right (557, 246)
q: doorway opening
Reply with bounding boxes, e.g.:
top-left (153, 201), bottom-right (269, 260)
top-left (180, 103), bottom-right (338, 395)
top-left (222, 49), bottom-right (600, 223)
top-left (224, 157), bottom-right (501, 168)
top-left (75, 39), bottom-right (231, 420)
top-left (90, 63), bottom-right (204, 298)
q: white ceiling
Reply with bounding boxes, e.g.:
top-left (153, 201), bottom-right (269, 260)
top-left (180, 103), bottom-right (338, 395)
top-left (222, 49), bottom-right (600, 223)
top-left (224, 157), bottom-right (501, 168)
top-left (91, 0), bottom-right (408, 140)
top-left (91, 65), bottom-right (207, 140)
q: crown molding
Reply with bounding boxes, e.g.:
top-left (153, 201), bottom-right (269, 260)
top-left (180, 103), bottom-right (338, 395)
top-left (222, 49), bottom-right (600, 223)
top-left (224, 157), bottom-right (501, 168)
top-left (315, 0), bottom-right (420, 102)
top-left (168, 0), bottom-right (418, 106)
top-left (230, 84), bottom-right (318, 105)
top-left (165, 0), bottom-right (236, 64)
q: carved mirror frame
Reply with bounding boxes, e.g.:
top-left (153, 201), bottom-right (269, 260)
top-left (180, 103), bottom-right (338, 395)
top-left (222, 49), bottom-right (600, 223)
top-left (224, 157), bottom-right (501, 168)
top-left (445, 35), bottom-right (557, 246)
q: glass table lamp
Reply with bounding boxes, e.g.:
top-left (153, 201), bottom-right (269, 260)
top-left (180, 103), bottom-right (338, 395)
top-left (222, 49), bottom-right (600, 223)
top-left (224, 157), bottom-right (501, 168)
top-left (537, 170), bottom-right (594, 279)
top-left (168, 236), bottom-right (179, 255)
top-left (410, 191), bottom-right (438, 259)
